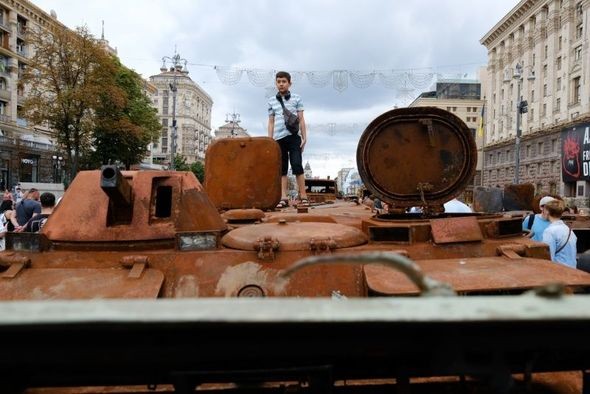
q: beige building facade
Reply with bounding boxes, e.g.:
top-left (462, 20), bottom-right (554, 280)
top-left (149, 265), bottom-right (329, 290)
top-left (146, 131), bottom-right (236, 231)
top-left (0, 0), bottom-right (64, 188)
top-left (148, 67), bottom-right (213, 166)
top-left (480, 0), bottom-right (589, 204)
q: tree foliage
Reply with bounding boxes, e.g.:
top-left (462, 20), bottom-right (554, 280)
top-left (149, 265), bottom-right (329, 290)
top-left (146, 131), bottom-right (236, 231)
top-left (21, 26), bottom-right (116, 180)
top-left (90, 60), bottom-right (160, 169)
top-left (173, 154), bottom-right (205, 183)
top-left (22, 25), bottom-right (160, 176)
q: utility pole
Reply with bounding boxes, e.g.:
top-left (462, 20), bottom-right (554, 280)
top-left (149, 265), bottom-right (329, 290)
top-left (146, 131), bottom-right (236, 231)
top-left (161, 52), bottom-right (188, 170)
top-left (512, 62), bottom-right (534, 184)
top-left (225, 112), bottom-right (241, 137)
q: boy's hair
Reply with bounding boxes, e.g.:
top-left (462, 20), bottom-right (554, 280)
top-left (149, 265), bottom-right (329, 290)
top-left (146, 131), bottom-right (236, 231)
top-left (40, 192), bottom-right (56, 208)
top-left (545, 199), bottom-right (566, 218)
top-left (275, 71), bottom-right (291, 83)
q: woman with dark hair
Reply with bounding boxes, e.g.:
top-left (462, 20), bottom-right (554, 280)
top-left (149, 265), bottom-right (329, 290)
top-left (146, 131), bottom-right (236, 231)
top-left (0, 199), bottom-right (19, 232)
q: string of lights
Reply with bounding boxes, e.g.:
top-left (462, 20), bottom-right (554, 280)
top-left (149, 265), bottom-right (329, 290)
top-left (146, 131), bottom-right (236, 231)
top-left (183, 61), bottom-right (483, 93)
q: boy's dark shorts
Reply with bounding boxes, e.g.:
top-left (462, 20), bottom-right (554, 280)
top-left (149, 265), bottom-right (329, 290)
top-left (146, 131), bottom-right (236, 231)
top-left (277, 134), bottom-right (304, 176)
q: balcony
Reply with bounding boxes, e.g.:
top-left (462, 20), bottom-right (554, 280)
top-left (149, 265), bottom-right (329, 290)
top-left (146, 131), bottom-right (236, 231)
top-left (0, 113), bottom-right (10, 123)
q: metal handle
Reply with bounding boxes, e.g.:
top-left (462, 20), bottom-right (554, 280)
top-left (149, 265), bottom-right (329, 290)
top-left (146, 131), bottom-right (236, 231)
top-left (281, 252), bottom-right (455, 297)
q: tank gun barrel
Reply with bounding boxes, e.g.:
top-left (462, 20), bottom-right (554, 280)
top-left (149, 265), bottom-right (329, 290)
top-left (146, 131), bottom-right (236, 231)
top-left (101, 165), bottom-right (132, 208)
top-left (101, 165), bottom-right (133, 224)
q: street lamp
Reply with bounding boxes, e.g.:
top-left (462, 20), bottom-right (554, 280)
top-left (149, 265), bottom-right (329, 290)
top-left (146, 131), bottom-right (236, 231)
top-left (225, 112), bottom-right (241, 137)
top-left (513, 62), bottom-right (535, 184)
top-left (51, 155), bottom-right (63, 183)
top-left (161, 52), bottom-right (188, 170)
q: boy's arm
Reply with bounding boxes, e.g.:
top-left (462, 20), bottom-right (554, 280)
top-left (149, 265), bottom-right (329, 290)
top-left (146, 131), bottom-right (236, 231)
top-left (268, 115), bottom-right (275, 138)
top-left (298, 111), bottom-right (306, 151)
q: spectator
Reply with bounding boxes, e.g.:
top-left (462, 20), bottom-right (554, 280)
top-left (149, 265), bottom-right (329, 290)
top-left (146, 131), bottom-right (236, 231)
top-left (542, 199), bottom-right (577, 268)
top-left (20, 192), bottom-right (56, 233)
top-left (522, 196), bottom-right (555, 242)
top-left (15, 188), bottom-right (41, 226)
top-left (0, 200), bottom-right (20, 232)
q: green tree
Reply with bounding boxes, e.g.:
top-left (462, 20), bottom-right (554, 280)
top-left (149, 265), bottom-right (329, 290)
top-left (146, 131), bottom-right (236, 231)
top-left (190, 161), bottom-right (205, 183)
top-left (173, 155), bottom-right (205, 183)
top-left (21, 26), bottom-right (117, 180)
top-left (173, 154), bottom-right (190, 171)
top-left (90, 60), bottom-right (160, 169)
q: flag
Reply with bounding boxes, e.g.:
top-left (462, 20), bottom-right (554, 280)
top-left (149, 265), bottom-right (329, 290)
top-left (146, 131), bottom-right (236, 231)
top-left (477, 103), bottom-right (485, 138)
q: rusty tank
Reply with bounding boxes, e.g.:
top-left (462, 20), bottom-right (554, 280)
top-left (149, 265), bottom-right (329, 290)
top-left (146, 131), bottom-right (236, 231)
top-left (1, 107), bottom-right (590, 393)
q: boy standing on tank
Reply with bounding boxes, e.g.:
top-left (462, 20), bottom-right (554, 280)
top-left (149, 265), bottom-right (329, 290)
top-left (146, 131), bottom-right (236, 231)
top-left (267, 71), bottom-right (308, 208)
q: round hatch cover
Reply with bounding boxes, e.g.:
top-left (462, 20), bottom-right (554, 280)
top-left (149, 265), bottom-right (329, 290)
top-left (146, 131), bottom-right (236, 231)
top-left (222, 222), bottom-right (367, 251)
top-left (356, 107), bottom-right (476, 208)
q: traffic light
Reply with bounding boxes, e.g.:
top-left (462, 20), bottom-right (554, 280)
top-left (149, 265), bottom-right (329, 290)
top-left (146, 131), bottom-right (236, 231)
top-left (519, 100), bottom-right (528, 114)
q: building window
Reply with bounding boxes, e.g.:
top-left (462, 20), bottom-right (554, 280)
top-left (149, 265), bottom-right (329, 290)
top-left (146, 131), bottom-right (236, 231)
top-left (538, 141), bottom-right (544, 155)
top-left (558, 36), bottom-right (562, 51)
top-left (531, 90), bottom-right (535, 101)
top-left (19, 155), bottom-right (39, 182)
top-left (506, 149), bottom-right (511, 161)
top-left (576, 23), bottom-right (583, 39)
top-left (578, 185), bottom-right (584, 197)
top-left (575, 45), bottom-right (583, 61)
top-left (544, 45), bottom-right (548, 59)
top-left (552, 139), bottom-right (557, 153)
top-left (572, 76), bottom-right (581, 104)
top-left (0, 100), bottom-right (6, 115)
top-left (532, 53), bottom-right (536, 66)
top-left (550, 182), bottom-right (557, 194)
top-left (543, 103), bottom-right (547, 116)
top-left (526, 145), bottom-right (531, 157)
top-left (543, 64), bottom-right (547, 77)
top-left (557, 77), bottom-right (561, 91)
top-left (543, 84), bottom-right (548, 97)
top-left (557, 56), bottom-right (561, 70)
top-left (556, 97), bottom-right (561, 111)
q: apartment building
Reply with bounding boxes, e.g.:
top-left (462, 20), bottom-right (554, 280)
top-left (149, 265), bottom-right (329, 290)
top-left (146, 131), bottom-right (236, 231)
top-left (480, 0), bottom-right (589, 204)
top-left (148, 66), bottom-right (213, 166)
top-left (0, 0), bottom-right (63, 189)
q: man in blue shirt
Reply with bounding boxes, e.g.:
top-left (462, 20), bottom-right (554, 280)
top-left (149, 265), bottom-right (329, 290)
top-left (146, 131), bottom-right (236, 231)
top-left (268, 71), bottom-right (308, 208)
top-left (542, 199), bottom-right (577, 268)
top-left (522, 196), bottom-right (554, 242)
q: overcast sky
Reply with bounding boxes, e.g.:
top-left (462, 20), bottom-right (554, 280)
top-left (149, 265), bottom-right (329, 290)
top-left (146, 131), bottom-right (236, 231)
top-left (33, 0), bottom-right (517, 178)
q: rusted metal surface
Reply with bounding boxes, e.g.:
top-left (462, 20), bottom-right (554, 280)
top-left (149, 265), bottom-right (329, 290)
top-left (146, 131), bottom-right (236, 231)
top-left (503, 183), bottom-right (535, 211)
top-left (473, 185), bottom-right (503, 213)
top-left (43, 169), bottom-right (226, 243)
top-left (356, 107), bottom-right (476, 210)
top-left (222, 222), bottom-right (368, 251)
top-left (429, 216), bottom-right (483, 244)
top-left (221, 208), bottom-right (265, 222)
top-left (204, 137), bottom-right (281, 210)
top-left (304, 178), bottom-right (338, 203)
top-left (0, 268), bottom-right (164, 299)
top-left (364, 257), bottom-right (590, 295)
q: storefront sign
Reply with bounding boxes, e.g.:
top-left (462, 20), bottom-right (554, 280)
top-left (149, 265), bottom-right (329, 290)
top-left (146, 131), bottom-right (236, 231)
top-left (562, 122), bottom-right (590, 182)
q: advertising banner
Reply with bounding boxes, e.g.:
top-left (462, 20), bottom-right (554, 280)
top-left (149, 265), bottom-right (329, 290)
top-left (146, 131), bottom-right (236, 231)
top-left (562, 123), bottom-right (590, 182)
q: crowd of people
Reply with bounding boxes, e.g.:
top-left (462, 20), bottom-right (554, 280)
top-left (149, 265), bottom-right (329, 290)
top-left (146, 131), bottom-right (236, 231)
top-left (0, 185), bottom-right (56, 251)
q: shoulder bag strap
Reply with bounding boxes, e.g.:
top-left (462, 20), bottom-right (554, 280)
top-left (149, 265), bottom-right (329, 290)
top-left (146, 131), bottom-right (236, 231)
top-left (555, 228), bottom-right (572, 254)
top-left (277, 95), bottom-right (286, 110)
